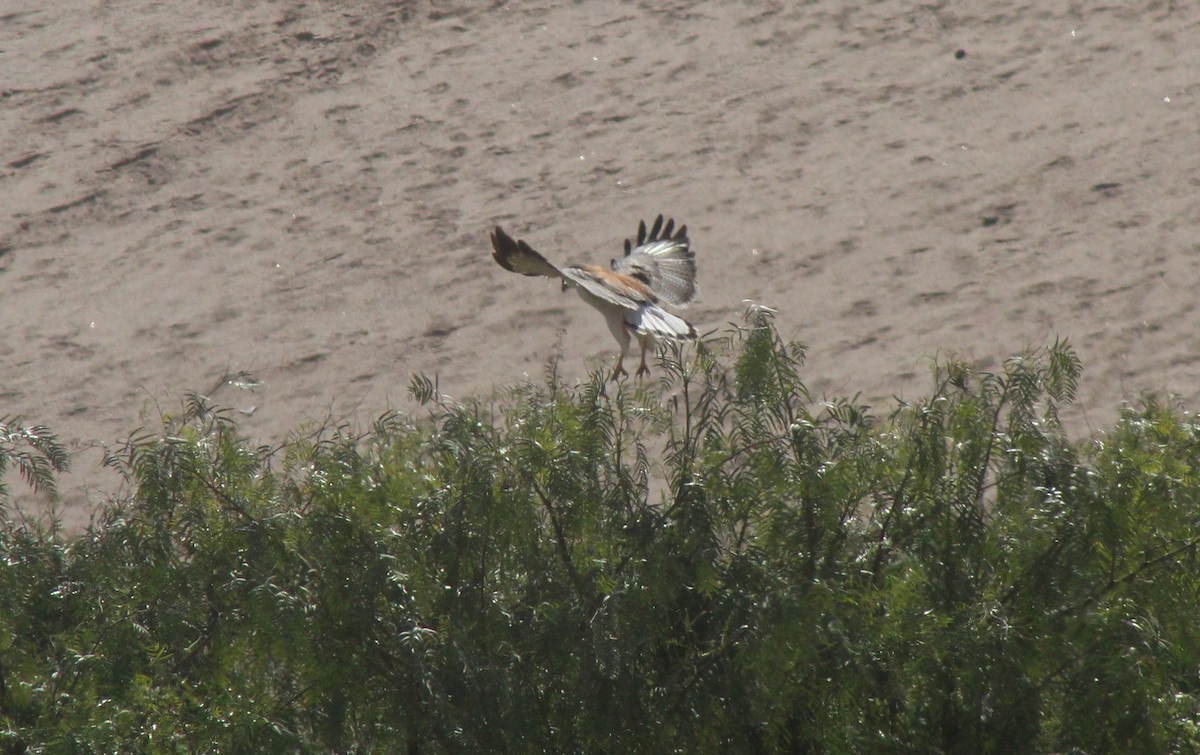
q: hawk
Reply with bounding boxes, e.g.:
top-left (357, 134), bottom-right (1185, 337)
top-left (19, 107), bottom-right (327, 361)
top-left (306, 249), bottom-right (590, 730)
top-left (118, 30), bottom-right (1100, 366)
top-left (491, 215), bottom-right (698, 380)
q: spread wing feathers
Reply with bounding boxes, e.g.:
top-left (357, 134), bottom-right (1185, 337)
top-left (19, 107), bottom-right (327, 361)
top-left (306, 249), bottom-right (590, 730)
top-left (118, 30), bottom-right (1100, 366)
top-left (560, 266), bottom-right (652, 310)
top-left (629, 303), bottom-right (698, 340)
top-left (611, 214), bottom-right (696, 306)
top-left (490, 226), bottom-right (562, 279)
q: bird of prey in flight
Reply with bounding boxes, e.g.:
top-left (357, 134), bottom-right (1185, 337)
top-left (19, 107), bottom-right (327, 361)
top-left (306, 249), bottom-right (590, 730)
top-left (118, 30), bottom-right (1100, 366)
top-left (490, 215), bottom-right (698, 380)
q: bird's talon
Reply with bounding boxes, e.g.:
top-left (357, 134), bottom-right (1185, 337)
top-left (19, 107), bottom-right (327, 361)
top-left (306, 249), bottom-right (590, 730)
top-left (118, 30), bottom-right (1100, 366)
top-left (636, 365), bottom-right (650, 378)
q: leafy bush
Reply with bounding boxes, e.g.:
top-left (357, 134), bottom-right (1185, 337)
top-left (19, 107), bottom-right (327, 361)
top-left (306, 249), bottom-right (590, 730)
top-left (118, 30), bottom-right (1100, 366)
top-left (2, 311), bottom-right (1200, 752)
top-left (0, 418), bottom-right (69, 509)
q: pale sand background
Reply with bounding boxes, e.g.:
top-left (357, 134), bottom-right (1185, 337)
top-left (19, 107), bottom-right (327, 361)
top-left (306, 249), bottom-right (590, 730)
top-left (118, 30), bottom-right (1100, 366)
top-left (2, 1), bottom-right (1198, 531)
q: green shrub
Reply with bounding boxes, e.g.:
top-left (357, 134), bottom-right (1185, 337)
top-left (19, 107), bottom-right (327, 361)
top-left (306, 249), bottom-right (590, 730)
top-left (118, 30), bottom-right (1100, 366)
top-left (2, 311), bottom-right (1200, 752)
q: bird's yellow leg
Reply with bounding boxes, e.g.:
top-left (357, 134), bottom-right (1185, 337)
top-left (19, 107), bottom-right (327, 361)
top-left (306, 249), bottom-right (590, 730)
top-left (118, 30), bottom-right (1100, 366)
top-left (611, 355), bottom-right (628, 382)
top-left (636, 343), bottom-right (651, 378)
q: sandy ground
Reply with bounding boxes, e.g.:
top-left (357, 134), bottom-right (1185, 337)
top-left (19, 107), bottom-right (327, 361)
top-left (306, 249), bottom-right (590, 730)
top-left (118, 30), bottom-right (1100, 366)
top-left (2, 0), bottom-right (1198, 531)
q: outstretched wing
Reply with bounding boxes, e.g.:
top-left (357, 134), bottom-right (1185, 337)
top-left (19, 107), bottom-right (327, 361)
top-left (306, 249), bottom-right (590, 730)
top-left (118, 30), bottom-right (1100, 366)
top-left (610, 214), bottom-right (696, 306)
top-left (561, 264), bottom-right (654, 311)
top-left (491, 226), bottom-right (562, 279)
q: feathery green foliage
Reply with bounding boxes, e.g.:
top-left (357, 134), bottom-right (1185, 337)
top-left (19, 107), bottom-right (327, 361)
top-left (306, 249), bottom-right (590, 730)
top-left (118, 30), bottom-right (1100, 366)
top-left (0, 417), bottom-right (69, 508)
top-left (2, 314), bottom-right (1200, 752)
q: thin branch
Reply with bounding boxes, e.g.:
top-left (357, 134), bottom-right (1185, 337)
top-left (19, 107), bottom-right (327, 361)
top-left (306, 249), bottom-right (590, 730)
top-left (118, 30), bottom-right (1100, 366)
top-left (533, 481), bottom-right (589, 605)
top-left (1049, 534), bottom-right (1200, 621)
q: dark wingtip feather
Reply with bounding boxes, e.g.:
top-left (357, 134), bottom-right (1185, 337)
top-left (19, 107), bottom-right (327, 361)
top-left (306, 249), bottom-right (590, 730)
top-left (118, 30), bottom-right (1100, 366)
top-left (624, 238), bottom-right (632, 257)
top-left (662, 217), bottom-right (675, 238)
top-left (637, 219), bottom-right (648, 246)
top-left (649, 214), bottom-right (664, 240)
top-left (490, 226), bottom-right (518, 272)
top-left (491, 226), bottom-right (548, 277)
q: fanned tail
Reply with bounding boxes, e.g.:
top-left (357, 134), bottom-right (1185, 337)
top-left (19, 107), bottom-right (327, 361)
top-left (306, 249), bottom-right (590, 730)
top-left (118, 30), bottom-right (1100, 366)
top-left (629, 303), bottom-right (697, 340)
